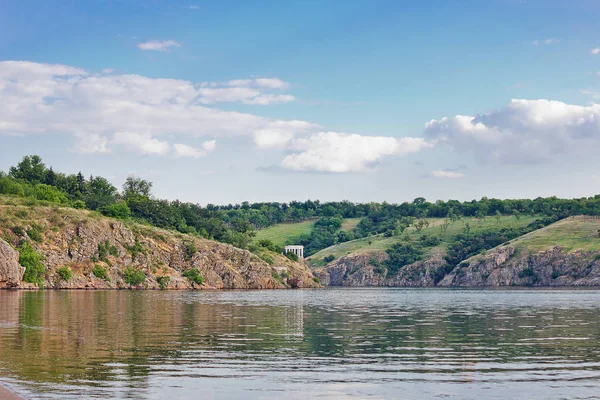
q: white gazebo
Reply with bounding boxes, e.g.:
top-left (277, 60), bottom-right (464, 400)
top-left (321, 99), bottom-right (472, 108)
top-left (284, 245), bottom-right (304, 259)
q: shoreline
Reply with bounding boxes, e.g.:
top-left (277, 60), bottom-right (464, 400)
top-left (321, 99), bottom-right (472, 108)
top-left (0, 385), bottom-right (24, 400)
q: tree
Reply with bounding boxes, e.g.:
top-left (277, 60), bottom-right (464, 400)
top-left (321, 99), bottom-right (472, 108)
top-left (495, 210), bottom-right (502, 224)
top-left (123, 176), bottom-right (152, 199)
top-left (9, 155), bottom-right (47, 184)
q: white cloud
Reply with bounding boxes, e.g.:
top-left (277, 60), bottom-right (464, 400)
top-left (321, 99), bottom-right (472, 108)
top-left (280, 132), bottom-right (432, 173)
top-left (189, 5), bottom-right (200, 9)
top-left (0, 61), bottom-right (314, 155)
top-left (591, 47), bottom-right (600, 55)
top-left (424, 99), bottom-right (600, 164)
top-left (113, 132), bottom-right (170, 155)
top-left (137, 40), bottom-right (181, 51)
top-left (532, 38), bottom-right (558, 46)
top-left (431, 170), bottom-right (465, 179)
top-left (173, 141), bottom-right (216, 158)
top-left (226, 77), bottom-right (290, 90)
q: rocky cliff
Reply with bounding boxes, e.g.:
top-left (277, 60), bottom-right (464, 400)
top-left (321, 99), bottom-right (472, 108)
top-left (0, 205), bottom-right (318, 289)
top-left (315, 245), bottom-right (600, 287)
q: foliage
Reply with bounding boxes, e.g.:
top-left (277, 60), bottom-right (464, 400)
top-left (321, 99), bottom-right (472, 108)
top-left (385, 243), bottom-right (423, 275)
top-left (284, 251), bottom-right (299, 261)
top-left (123, 267), bottom-right (146, 286)
top-left (101, 201), bottom-right (131, 219)
top-left (419, 234), bottom-right (441, 247)
top-left (92, 265), bottom-right (110, 281)
top-left (312, 276), bottom-right (321, 284)
top-left (27, 224), bottom-right (43, 242)
top-left (56, 266), bottom-right (72, 281)
top-left (19, 241), bottom-right (45, 286)
top-left (323, 254), bottom-right (335, 263)
top-left (183, 241), bottom-right (197, 261)
top-left (182, 268), bottom-right (203, 285)
top-left (97, 240), bottom-right (119, 261)
top-left (156, 276), bottom-right (170, 290)
top-left (126, 238), bottom-right (144, 259)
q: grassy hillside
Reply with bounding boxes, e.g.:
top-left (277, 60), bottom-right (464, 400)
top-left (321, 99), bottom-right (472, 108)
top-left (508, 216), bottom-right (600, 253)
top-left (254, 218), bottom-right (361, 247)
top-left (254, 220), bottom-right (316, 247)
top-left (308, 215), bottom-right (539, 267)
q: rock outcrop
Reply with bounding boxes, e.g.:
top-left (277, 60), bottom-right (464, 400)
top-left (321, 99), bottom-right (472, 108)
top-left (0, 239), bottom-right (25, 288)
top-left (0, 205), bottom-right (319, 290)
top-left (315, 245), bottom-right (600, 287)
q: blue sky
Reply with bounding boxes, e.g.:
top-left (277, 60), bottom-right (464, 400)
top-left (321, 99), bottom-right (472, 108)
top-left (1, 0), bottom-right (600, 204)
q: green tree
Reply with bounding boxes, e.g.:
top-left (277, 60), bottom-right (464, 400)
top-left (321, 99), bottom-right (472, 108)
top-left (9, 155), bottom-right (47, 184)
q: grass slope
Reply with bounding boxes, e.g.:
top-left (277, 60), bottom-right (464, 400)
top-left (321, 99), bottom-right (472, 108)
top-left (509, 216), bottom-right (600, 253)
top-left (308, 215), bottom-right (539, 267)
top-left (253, 218), bottom-right (362, 248)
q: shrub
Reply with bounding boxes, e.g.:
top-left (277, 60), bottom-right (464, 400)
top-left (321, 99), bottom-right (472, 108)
top-left (312, 276), bottom-right (321, 284)
top-left (27, 224), bottom-right (43, 242)
top-left (56, 266), bottom-right (72, 281)
top-left (419, 234), bottom-right (441, 247)
top-left (126, 238), bottom-right (144, 259)
top-left (97, 240), bottom-right (119, 261)
top-left (257, 239), bottom-right (283, 253)
top-left (385, 243), bottom-right (423, 275)
top-left (323, 254), bottom-right (335, 263)
top-left (183, 268), bottom-right (204, 285)
top-left (271, 271), bottom-right (283, 282)
top-left (92, 265), bottom-right (110, 281)
top-left (284, 251), bottom-right (299, 261)
top-left (72, 200), bottom-right (86, 209)
top-left (156, 276), bottom-right (170, 290)
top-left (11, 226), bottom-right (24, 236)
top-left (20, 242), bottom-right (45, 286)
top-left (123, 267), bottom-right (146, 286)
top-left (101, 201), bottom-right (131, 219)
top-left (184, 242), bottom-right (197, 261)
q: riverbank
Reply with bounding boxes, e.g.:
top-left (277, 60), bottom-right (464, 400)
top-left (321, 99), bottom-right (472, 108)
top-left (0, 385), bottom-right (24, 400)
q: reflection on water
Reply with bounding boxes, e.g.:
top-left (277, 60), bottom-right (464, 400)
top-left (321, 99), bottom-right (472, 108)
top-left (1, 288), bottom-right (600, 399)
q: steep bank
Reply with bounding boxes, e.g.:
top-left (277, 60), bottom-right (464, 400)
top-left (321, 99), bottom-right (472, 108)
top-left (314, 217), bottom-right (600, 287)
top-left (0, 205), bottom-right (318, 289)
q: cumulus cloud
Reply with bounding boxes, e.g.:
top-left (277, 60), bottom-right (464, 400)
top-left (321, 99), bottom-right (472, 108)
top-left (113, 132), bottom-right (170, 155)
top-left (431, 170), bottom-right (465, 179)
top-left (137, 40), bottom-right (181, 51)
top-left (226, 77), bottom-right (290, 90)
top-left (424, 99), bottom-right (600, 164)
top-left (173, 140), bottom-right (216, 158)
top-left (591, 47), bottom-right (600, 55)
top-left (0, 61), bottom-right (312, 155)
top-left (280, 132), bottom-right (432, 173)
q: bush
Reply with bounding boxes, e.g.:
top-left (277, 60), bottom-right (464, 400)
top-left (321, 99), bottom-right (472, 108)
top-left (56, 266), bottom-right (72, 281)
top-left (284, 251), bottom-right (299, 261)
top-left (34, 184), bottom-right (68, 204)
top-left (385, 243), bottom-right (422, 275)
top-left (20, 242), bottom-right (45, 286)
top-left (312, 276), bottom-right (321, 284)
top-left (101, 201), bottom-right (131, 219)
top-left (97, 240), bottom-right (119, 261)
top-left (419, 234), bottom-right (441, 247)
top-left (182, 268), bottom-right (204, 285)
top-left (323, 254), bottom-right (335, 263)
top-left (72, 200), bottom-right (86, 209)
top-left (11, 226), bottom-right (24, 236)
top-left (126, 238), bottom-right (144, 259)
top-left (123, 267), bottom-right (146, 286)
top-left (27, 224), bottom-right (43, 242)
top-left (156, 276), bottom-right (170, 290)
top-left (184, 241), bottom-right (197, 261)
top-left (92, 265), bottom-right (110, 281)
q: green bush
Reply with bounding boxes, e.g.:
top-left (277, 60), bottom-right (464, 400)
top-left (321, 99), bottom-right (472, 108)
top-left (56, 266), bottom-right (72, 281)
top-left (72, 200), bottom-right (86, 209)
top-left (11, 226), bottom-right (24, 236)
top-left (34, 184), bottom-right (68, 204)
top-left (20, 242), bottom-right (45, 286)
top-left (123, 267), bottom-right (146, 286)
top-left (92, 265), bottom-right (110, 281)
top-left (323, 254), bottom-right (335, 263)
top-left (97, 240), bottom-right (119, 261)
top-left (284, 251), bottom-right (299, 261)
top-left (27, 224), bottom-right (43, 242)
top-left (101, 201), bottom-right (131, 219)
top-left (184, 242), bottom-right (197, 261)
top-left (156, 276), bottom-right (170, 290)
top-left (126, 238), bottom-right (144, 259)
top-left (312, 276), bottom-right (321, 284)
top-left (183, 268), bottom-right (203, 285)
top-left (385, 243), bottom-right (422, 275)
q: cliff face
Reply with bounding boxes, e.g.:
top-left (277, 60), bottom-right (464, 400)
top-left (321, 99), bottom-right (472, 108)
top-left (315, 245), bottom-right (600, 287)
top-left (0, 205), bottom-right (318, 290)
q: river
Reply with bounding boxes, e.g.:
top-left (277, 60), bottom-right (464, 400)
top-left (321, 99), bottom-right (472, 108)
top-left (1, 288), bottom-right (600, 399)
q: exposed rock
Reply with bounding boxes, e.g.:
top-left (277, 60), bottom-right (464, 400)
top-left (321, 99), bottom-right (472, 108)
top-left (0, 206), bottom-right (319, 290)
top-left (0, 239), bottom-right (24, 288)
top-left (315, 245), bottom-right (600, 287)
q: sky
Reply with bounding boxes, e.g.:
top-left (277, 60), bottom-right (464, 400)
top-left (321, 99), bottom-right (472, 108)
top-left (1, 0), bottom-right (600, 205)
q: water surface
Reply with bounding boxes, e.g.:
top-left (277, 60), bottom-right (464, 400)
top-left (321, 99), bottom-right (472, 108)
top-left (1, 288), bottom-right (600, 399)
